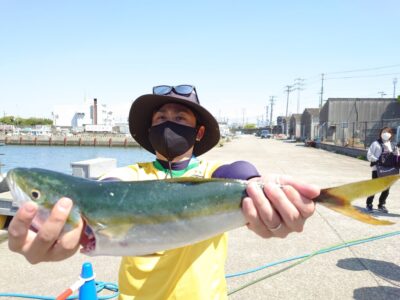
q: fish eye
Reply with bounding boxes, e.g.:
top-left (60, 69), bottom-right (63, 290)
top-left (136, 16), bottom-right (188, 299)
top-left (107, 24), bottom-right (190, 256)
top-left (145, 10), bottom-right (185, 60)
top-left (31, 189), bottom-right (41, 200)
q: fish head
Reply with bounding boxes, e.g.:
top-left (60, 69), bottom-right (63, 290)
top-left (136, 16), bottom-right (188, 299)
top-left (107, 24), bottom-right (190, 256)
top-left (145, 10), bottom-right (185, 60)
top-left (6, 167), bottom-right (70, 215)
top-left (6, 168), bottom-right (82, 230)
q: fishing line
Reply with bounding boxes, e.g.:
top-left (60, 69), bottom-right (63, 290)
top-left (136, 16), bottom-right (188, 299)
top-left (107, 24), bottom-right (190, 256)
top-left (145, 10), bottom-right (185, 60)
top-left (317, 208), bottom-right (400, 289)
top-left (227, 230), bottom-right (400, 295)
top-left (225, 230), bottom-right (400, 278)
top-left (317, 208), bottom-right (381, 286)
top-left (1, 231), bottom-right (398, 298)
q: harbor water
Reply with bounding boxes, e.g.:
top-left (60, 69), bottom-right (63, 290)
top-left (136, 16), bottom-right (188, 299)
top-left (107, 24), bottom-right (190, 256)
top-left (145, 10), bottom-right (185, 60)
top-left (0, 145), bottom-right (155, 174)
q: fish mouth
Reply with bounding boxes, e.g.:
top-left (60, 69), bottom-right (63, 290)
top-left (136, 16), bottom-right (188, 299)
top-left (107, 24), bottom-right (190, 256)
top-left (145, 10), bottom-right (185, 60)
top-left (6, 171), bottom-right (31, 207)
top-left (6, 172), bottom-right (42, 231)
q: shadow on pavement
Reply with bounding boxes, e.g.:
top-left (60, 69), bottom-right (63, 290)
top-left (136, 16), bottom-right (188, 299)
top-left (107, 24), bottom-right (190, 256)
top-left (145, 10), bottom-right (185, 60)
top-left (353, 205), bottom-right (400, 219)
top-left (337, 258), bottom-right (400, 299)
top-left (353, 286), bottom-right (400, 300)
top-left (337, 258), bottom-right (400, 281)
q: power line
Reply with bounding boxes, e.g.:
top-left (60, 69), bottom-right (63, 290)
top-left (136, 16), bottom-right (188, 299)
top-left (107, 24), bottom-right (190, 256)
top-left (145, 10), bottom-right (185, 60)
top-left (325, 63), bottom-right (400, 75)
top-left (378, 91), bottom-right (387, 98)
top-left (326, 72), bottom-right (400, 80)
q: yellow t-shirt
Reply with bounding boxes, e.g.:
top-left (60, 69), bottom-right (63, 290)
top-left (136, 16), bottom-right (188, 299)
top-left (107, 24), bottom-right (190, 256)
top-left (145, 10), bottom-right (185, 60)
top-left (103, 159), bottom-right (228, 300)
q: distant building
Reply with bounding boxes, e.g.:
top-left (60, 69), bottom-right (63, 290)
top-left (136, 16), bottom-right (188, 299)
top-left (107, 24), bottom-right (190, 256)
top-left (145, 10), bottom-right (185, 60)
top-left (289, 114), bottom-right (302, 139)
top-left (18, 125), bottom-right (52, 136)
top-left (0, 124), bottom-right (15, 134)
top-left (301, 108), bottom-right (320, 140)
top-left (84, 124), bottom-right (113, 133)
top-left (319, 98), bottom-right (400, 123)
top-left (113, 123), bottom-right (130, 135)
top-left (281, 116), bottom-right (291, 135)
top-left (52, 105), bottom-right (92, 128)
top-left (276, 116), bottom-right (285, 134)
top-left (319, 98), bottom-right (400, 145)
top-left (53, 99), bottom-right (114, 129)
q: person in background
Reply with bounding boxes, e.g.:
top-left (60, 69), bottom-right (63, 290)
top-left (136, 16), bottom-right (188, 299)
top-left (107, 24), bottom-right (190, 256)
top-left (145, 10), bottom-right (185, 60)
top-left (366, 126), bottom-right (399, 213)
top-left (8, 85), bottom-right (320, 300)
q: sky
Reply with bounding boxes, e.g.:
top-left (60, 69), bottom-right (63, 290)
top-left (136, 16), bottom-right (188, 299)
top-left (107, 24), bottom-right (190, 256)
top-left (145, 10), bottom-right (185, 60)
top-left (1, 1), bottom-right (400, 125)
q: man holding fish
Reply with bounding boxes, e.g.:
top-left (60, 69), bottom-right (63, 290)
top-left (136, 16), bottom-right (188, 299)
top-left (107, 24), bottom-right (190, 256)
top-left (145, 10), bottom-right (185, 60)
top-left (8, 85), bottom-right (320, 299)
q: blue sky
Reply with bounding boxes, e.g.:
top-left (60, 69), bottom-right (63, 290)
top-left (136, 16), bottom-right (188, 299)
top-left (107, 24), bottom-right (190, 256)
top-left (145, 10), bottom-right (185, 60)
top-left (1, 1), bottom-right (399, 124)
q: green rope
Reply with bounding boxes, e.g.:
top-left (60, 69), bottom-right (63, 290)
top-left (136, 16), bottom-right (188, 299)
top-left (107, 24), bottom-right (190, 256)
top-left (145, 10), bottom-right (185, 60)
top-left (228, 230), bottom-right (400, 295)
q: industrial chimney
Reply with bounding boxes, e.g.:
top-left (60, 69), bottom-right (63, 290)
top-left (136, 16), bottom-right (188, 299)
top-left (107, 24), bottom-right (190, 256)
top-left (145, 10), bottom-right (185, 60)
top-left (93, 98), bottom-right (98, 125)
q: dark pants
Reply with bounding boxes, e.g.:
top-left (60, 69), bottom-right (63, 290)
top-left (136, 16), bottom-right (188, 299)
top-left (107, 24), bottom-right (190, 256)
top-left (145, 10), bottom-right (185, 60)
top-left (366, 170), bottom-right (390, 206)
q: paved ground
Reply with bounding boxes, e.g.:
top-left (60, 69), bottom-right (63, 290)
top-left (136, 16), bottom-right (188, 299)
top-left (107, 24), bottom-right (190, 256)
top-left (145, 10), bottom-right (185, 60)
top-left (1, 135), bottom-right (399, 299)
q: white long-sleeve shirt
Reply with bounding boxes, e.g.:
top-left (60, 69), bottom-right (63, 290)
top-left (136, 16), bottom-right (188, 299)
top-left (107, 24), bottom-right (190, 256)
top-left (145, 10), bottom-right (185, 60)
top-left (367, 140), bottom-right (393, 171)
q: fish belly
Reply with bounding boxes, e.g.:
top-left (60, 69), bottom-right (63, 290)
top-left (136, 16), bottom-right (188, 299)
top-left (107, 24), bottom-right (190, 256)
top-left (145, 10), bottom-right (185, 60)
top-left (88, 210), bottom-right (246, 256)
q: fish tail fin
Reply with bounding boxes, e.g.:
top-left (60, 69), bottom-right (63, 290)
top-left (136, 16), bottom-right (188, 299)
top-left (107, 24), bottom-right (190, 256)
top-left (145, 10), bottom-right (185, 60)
top-left (314, 175), bottom-right (400, 225)
top-left (321, 202), bottom-right (394, 225)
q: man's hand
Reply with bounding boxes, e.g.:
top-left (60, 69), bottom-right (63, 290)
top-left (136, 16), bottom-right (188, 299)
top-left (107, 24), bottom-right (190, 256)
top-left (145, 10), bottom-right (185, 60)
top-left (242, 175), bottom-right (319, 238)
top-left (8, 198), bottom-right (83, 264)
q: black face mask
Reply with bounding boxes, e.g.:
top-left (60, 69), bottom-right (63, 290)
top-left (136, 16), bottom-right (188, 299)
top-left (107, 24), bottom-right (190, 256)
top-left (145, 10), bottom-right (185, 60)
top-left (149, 121), bottom-right (197, 161)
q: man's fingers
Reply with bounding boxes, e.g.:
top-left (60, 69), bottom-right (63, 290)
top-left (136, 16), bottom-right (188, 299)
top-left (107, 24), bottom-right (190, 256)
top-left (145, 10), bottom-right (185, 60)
top-left (278, 175), bottom-right (320, 199)
top-left (263, 182), bottom-right (303, 232)
top-left (8, 202), bottom-right (38, 252)
top-left (281, 185), bottom-right (315, 219)
top-left (244, 176), bottom-right (317, 239)
top-left (28, 198), bottom-right (73, 262)
top-left (245, 182), bottom-right (291, 238)
top-left (246, 182), bottom-right (281, 229)
top-left (49, 218), bottom-right (84, 261)
top-left (242, 197), bottom-right (273, 238)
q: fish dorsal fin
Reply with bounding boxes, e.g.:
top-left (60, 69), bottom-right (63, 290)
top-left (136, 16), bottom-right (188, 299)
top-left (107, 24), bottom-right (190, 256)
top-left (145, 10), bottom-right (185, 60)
top-left (163, 177), bottom-right (245, 184)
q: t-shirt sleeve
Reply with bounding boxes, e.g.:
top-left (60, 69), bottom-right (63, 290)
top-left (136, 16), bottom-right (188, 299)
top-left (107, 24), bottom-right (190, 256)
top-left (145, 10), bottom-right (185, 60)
top-left (211, 160), bottom-right (260, 180)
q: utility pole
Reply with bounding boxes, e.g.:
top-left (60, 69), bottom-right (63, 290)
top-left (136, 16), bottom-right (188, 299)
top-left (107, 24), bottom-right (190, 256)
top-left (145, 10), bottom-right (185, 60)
top-left (393, 78), bottom-right (398, 98)
top-left (319, 73), bottom-right (324, 108)
top-left (269, 96), bottom-right (275, 127)
top-left (265, 105), bottom-right (269, 127)
top-left (294, 78), bottom-right (305, 113)
top-left (284, 85), bottom-right (294, 117)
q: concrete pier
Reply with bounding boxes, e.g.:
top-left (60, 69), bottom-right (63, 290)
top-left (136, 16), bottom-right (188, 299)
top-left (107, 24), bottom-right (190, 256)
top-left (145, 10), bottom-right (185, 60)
top-left (0, 134), bottom-right (139, 147)
top-left (1, 135), bottom-right (399, 299)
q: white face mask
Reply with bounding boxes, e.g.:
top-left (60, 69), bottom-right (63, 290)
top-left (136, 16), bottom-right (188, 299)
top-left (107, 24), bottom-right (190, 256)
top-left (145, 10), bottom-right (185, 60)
top-left (381, 132), bottom-right (391, 141)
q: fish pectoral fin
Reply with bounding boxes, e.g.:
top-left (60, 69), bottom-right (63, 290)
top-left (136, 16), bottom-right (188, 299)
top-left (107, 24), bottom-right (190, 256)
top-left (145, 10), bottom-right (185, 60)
top-left (97, 223), bottom-right (134, 240)
top-left (323, 204), bottom-right (394, 226)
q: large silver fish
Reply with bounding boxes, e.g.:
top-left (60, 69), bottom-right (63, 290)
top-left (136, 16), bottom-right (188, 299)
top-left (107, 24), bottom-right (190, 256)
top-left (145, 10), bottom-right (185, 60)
top-left (5, 168), bottom-right (397, 256)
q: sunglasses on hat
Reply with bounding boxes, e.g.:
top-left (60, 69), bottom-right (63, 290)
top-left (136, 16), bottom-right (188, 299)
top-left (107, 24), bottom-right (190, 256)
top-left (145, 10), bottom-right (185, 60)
top-left (152, 85), bottom-right (200, 103)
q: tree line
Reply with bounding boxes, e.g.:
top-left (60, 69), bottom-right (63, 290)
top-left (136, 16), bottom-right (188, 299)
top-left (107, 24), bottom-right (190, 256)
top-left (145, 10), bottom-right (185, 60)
top-left (0, 116), bottom-right (53, 126)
